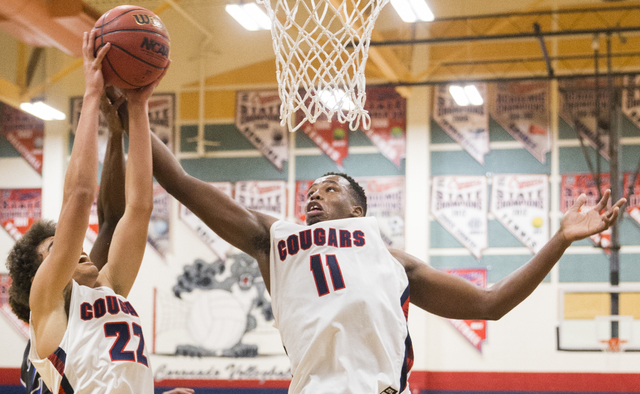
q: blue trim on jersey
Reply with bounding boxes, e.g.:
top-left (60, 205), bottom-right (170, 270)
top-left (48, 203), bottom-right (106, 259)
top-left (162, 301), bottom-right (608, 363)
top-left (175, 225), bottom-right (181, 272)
top-left (399, 284), bottom-right (413, 392)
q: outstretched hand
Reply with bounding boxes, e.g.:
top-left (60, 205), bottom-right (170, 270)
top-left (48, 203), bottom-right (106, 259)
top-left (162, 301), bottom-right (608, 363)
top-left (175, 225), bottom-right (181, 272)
top-left (82, 29), bottom-right (110, 94)
top-left (559, 190), bottom-right (626, 244)
top-left (123, 60), bottom-right (171, 105)
top-left (100, 87), bottom-right (127, 134)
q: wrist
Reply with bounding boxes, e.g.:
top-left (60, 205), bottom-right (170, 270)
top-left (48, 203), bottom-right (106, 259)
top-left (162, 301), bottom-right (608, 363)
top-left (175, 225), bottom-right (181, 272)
top-left (554, 229), bottom-right (573, 249)
top-left (83, 89), bottom-right (102, 101)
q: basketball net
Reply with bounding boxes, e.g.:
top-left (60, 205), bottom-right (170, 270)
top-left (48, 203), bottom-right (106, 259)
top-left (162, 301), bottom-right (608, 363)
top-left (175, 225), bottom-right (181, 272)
top-left (600, 338), bottom-right (627, 352)
top-left (257, 0), bottom-right (389, 132)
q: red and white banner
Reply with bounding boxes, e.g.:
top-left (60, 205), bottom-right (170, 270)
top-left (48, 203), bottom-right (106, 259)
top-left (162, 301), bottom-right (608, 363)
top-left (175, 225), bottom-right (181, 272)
top-left (363, 86), bottom-right (406, 168)
top-left (623, 75), bottom-right (640, 129)
top-left (300, 115), bottom-right (349, 169)
top-left (491, 81), bottom-right (551, 163)
top-left (490, 174), bottom-right (549, 253)
top-left (559, 78), bottom-right (610, 160)
top-left (148, 183), bottom-right (171, 259)
top-left (295, 180), bottom-right (314, 224)
top-left (356, 176), bottom-right (405, 250)
top-left (0, 188), bottom-right (41, 240)
top-left (235, 181), bottom-right (287, 220)
top-left (180, 182), bottom-right (234, 260)
top-left (0, 274), bottom-right (29, 339)
top-left (444, 268), bottom-right (487, 352)
top-left (1, 104), bottom-right (44, 174)
top-left (561, 174), bottom-right (611, 251)
top-left (431, 176), bottom-right (488, 258)
top-left (236, 90), bottom-right (288, 170)
top-left (433, 83), bottom-right (489, 164)
top-left (624, 172), bottom-right (640, 227)
top-left (71, 93), bottom-right (175, 162)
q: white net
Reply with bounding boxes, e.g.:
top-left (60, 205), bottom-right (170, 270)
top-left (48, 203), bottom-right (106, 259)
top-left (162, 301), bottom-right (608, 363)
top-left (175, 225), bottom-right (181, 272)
top-left (257, 0), bottom-right (389, 131)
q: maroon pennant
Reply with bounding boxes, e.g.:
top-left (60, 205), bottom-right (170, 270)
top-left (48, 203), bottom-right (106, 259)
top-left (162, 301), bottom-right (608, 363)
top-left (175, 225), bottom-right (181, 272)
top-left (363, 87), bottom-right (406, 167)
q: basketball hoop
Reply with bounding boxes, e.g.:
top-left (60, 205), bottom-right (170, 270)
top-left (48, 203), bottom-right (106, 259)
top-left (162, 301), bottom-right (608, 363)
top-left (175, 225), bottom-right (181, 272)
top-left (257, 0), bottom-right (389, 132)
top-left (600, 338), bottom-right (627, 352)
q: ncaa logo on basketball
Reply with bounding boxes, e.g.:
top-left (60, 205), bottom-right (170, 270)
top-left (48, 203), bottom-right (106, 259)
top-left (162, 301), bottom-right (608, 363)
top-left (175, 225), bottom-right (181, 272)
top-left (140, 37), bottom-right (169, 58)
top-left (133, 14), bottom-right (165, 29)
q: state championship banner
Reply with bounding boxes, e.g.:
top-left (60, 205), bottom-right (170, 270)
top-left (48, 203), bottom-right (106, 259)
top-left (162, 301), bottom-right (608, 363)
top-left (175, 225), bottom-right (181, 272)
top-left (0, 273), bottom-right (29, 339)
top-left (362, 86), bottom-right (406, 168)
top-left (432, 176), bottom-right (488, 258)
top-left (561, 174), bottom-right (611, 251)
top-left (491, 81), bottom-right (551, 163)
top-left (559, 78), bottom-right (610, 160)
top-left (444, 269), bottom-right (487, 352)
top-left (236, 90), bottom-right (288, 170)
top-left (300, 114), bottom-right (349, 169)
top-left (148, 183), bottom-right (171, 259)
top-left (235, 181), bottom-right (287, 220)
top-left (1, 103), bottom-right (44, 174)
top-left (625, 172), bottom-right (640, 228)
top-left (71, 93), bottom-right (175, 162)
top-left (356, 176), bottom-right (406, 250)
top-left (490, 174), bottom-right (549, 253)
top-left (0, 188), bottom-right (41, 240)
top-left (623, 75), bottom-right (640, 129)
top-left (433, 83), bottom-right (489, 164)
top-left (180, 182), bottom-right (234, 260)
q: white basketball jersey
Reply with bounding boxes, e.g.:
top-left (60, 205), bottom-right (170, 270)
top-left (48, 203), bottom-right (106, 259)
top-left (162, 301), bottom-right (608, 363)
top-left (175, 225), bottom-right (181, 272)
top-left (29, 280), bottom-right (154, 394)
top-left (270, 216), bottom-right (413, 394)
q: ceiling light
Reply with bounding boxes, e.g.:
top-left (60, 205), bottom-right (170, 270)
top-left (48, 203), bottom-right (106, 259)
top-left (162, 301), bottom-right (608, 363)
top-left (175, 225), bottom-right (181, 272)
top-left (319, 89), bottom-right (355, 111)
top-left (464, 85), bottom-right (484, 106)
top-left (226, 3), bottom-right (271, 31)
top-left (20, 101), bottom-right (66, 121)
top-left (390, 0), bottom-right (434, 23)
top-left (449, 85), bottom-right (469, 106)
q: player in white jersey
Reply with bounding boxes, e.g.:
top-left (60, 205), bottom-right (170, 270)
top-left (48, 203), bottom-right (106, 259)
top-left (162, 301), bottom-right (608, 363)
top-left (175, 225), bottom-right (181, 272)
top-left (150, 132), bottom-right (625, 392)
top-left (6, 30), bottom-right (171, 394)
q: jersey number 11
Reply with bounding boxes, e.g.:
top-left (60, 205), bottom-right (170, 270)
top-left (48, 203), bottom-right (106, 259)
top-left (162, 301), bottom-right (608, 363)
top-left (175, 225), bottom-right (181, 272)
top-left (310, 254), bottom-right (345, 296)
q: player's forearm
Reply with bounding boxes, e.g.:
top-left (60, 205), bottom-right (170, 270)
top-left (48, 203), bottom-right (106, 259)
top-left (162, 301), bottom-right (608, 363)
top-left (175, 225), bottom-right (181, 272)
top-left (98, 129), bottom-right (126, 224)
top-left (151, 130), bottom-right (189, 196)
top-left (124, 102), bottom-right (153, 214)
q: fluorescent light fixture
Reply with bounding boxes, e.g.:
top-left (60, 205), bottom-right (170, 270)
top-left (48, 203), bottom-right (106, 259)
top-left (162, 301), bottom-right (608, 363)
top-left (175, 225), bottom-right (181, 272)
top-left (226, 3), bottom-right (271, 31)
top-left (464, 85), bottom-right (484, 105)
top-left (20, 101), bottom-right (66, 121)
top-left (390, 0), bottom-right (434, 23)
top-left (319, 89), bottom-right (355, 111)
top-left (449, 85), bottom-right (469, 106)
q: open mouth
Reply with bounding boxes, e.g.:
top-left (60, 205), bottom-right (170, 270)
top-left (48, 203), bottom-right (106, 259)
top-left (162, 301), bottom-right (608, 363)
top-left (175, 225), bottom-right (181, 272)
top-left (307, 202), bottom-right (323, 214)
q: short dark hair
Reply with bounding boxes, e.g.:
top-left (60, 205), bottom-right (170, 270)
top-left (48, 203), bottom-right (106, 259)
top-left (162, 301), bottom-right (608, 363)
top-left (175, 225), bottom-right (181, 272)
top-left (323, 172), bottom-right (367, 215)
top-left (6, 220), bottom-right (56, 323)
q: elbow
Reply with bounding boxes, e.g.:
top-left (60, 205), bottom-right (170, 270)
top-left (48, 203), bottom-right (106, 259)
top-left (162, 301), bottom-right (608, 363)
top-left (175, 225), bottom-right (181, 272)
top-left (126, 200), bottom-right (154, 219)
top-left (65, 186), bottom-right (97, 208)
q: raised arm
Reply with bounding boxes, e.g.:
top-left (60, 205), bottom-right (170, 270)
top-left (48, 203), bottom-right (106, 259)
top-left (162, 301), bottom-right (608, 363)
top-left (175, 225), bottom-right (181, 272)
top-left (30, 32), bottom-right (110, 323)
top-left (150, 132), bottom-right (276, 286)
top-left (89, 88), bottom-right (127, 270)
top-left (397, 190), bottom-right (626, 320)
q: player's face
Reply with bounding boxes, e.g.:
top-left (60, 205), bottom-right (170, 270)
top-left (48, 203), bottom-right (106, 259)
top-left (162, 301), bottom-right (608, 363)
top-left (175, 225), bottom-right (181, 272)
top-left (305, 175), bottom-right (363, 225)
top-left (37, 236), bottom-right (99, 287)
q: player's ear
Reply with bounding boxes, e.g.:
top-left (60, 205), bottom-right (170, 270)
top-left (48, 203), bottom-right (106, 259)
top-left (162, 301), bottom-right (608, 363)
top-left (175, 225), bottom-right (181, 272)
top-left (350, 205), bottom-right (364, 217)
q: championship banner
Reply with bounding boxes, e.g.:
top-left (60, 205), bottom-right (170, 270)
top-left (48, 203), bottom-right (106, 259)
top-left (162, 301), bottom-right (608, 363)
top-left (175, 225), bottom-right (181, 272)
top-left (180, 182), bottom-right (234, 260)
top-left (362, 86), bottom-right (406, 167)
top-left (300, 114), bottom-right (349, 169)
top-left (71, 93), bottom-right (175, 162)
top-left (431, 176), bottom-right (488, 258)
top-left (559, 78), bottom-right (610, 160)
top-left (623, 75), bottom-right (640, 128)
top-left (148, 183), bottom-right (171, 259)
top-left (236, 90), bottom-right (288, 170)
top-left (433, 83), bottom-right (489, 164)
top-left (356, 176), bottom-right (405, 250)
top-left (0, 274), bottom-right (29, 339)
top-left (1, 103), bottom-right (44, 174)
top-left (294, 180), bottom-right (314, 224)
top-left (235, 181), bottom-right (287, 220)
top-left (444, 268), bottom-right (487, 352)
top-left (0, 188), bottom-right (41, 241)
top-left (624, 172), bottom-right (640, 228)
top-left (561, 174), bottom-right (611, 251)
top-left (490, 174), bottom-right (549, 253)
top-left (491, 81), bottom-right (551, 163)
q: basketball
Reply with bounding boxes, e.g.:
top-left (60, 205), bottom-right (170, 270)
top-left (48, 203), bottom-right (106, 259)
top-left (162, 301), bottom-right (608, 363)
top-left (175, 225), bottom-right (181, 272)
top-left (93, 5), bottom-right (170, 89)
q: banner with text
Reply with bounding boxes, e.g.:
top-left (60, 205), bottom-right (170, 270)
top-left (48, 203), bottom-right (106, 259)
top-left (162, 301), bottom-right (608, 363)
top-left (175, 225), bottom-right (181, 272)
top-left (180, 182), bottom-right (234, 260)
top-left (300, 114), bottom-right (349, 169)
top-left (356, 176), bottom-right (406, 250)
top-left (561, 174), bottom-right (611, 251)
top-left (433, 83), bottom-right (489, 164)
top-left (236, 90), bottom-right (288, 170)
top-left (444, 268), bottom-right (487, 352)
top-left (491, 81), bottom-right (551, 163)
top-left (148, 183), bottom-right (171, 259)
top-left (559, 78), bottom-right (610, 160)
top-left (1, 104), bottom-right (44, 174)
top-left (0, 188), bottom-right (41, 240)
top-left (363, 86), bottom-right (406, 167)
top-left (623, 75), bottom-right (640, 129)
top-left (432, 176), bottom-right (488, 258)
top-left (235, 181), bottom-right (287, 220)
top-left (490, 174), bottom-right (549, 253)
top-left (0, 274), bottom-right (29, 339)
top-left (625, 172), bottom-right (640, 228)
top-left (295, 180), bottom-right (314, 224)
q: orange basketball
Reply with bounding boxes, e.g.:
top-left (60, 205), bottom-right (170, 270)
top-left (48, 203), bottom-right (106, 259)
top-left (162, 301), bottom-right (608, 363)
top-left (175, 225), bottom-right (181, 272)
top-left (93, 5), bottom-right (170, 89)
